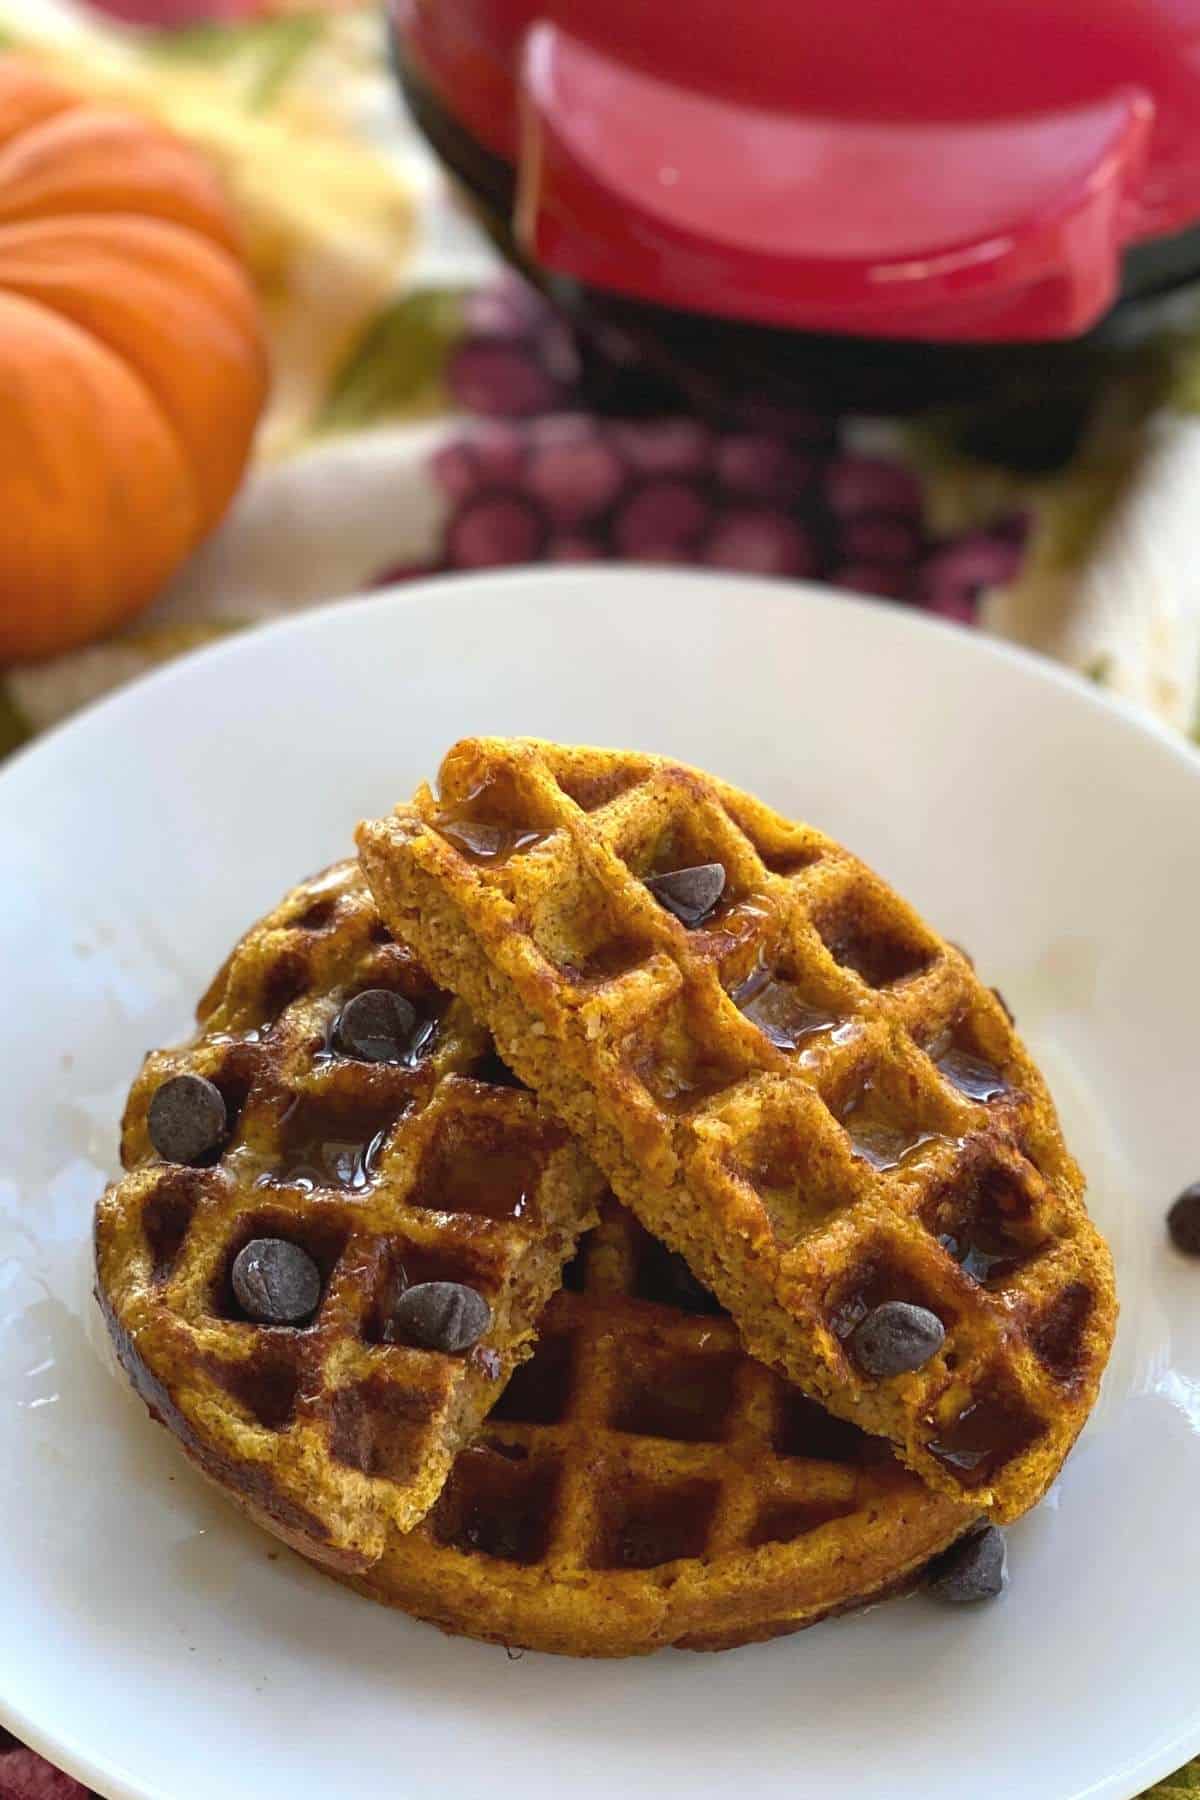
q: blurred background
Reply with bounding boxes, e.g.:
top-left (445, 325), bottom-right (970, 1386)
top-left (0, 0), bottom-right (1199, 759)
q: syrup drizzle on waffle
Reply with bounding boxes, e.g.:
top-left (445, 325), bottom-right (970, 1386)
top-left (95, 862), bottom-right (604, 1569)
top-left (359, 738), bottom-right (1117, 1523)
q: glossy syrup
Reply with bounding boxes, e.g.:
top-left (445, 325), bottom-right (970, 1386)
top-left (435, 771), bottom-right (550, 865)
top-left (838, 1081), bottom-right (942, 1172)
top-left (935, 1047), bottom-right (1009, 1103)
top-left (926, 1381), bottom-right (1043, 1483)
top-left (696, 895), bottom-right (772, 949)
top-left (927, 1164), bottom-right (1041, 1287)
top-left (264, 1092), bottom-right (408, 1192)
top-left (413, 1136), bottom-right (544, 1220)
top-left (937, 1228), bottom-right (1024, 1285)
top-left (437, 817), bottom-right (549, 864)
top-left (731, 959), bottom-right (835, 1052)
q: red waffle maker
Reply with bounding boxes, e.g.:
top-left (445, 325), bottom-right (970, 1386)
top-left (391, 0), bottom-right (1200, 431)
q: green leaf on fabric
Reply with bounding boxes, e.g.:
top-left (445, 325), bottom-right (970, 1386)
top-left (1159, 301), bottom-right (1200, 415)
top-left (144, 20), bottom-right (246, 63)
top-left (146, 14), bottom-right (326, 110)
top-left (0, 682), bottom-right (32, 760)
top-left (244, 14), bottom-right (326, 109)
top-left (317, 288), bottom-right (467, 433)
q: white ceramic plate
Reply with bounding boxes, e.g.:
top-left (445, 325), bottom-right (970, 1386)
top-left (2, 568), bottom-right (1197, 1800)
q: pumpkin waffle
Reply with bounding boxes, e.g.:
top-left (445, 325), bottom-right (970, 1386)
top-left (347, 1195), bottom-right (976, 1654)
top-left (95, 861), bottom-right (604, 1573)
top-left (358, 738), bottom-right (1117, 1522)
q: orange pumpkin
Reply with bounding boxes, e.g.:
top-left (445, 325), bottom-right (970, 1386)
top-left (0, 55), bottom-right (268, 663)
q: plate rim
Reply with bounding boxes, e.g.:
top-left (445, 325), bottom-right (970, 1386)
top-left (2, 565), bottom-right (1198, 1800)
top-left (3, 565), bottom-right (1196, 798)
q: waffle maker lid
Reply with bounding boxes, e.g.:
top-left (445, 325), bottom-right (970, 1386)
top-left (396, 0), bottom-right (1200, 343)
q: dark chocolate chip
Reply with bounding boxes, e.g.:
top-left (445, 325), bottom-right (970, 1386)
top-left (926, 1525), bottom-right (1008, 1604)
top-left (394, 1280), bottom-right (492, 1353)
top-left (1167, 1183), bottom-right (1200, 1255)
top-left (990, 986), bottom-right (1015, 1025)
top-left (334, 988), bottom-right (418, 1063)
top-left (147, 1073), bottom-right (227, 1165)
top-left (850, 1301), bottom-right (945, 1378)
top-left (231, 1238), bottom-right (321, 1325)
top-left (644, 862), bottom-right (726, 927)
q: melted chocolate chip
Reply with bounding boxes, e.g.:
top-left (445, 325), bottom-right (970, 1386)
top-left (644, 863), bottom-right (726, 927)
top-left (231, 1238), bottom-right (321, 1325)
top-left (849, 1301), bottom-right (945, 1378)
top-left (1167, 1182), bottom-right (1200, 1255)
top-left (926, 1525), bottom-right (1008, 1604)
top-left (147, 1073), bottom-right (227, 1165)
top-left (334, 989), bottom-right (418, 1064)
top-left (394, 1281), bottom-right (491, 1353)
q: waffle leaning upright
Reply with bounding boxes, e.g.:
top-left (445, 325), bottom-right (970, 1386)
top-left (358, 738), bottom-right (1116, 1523)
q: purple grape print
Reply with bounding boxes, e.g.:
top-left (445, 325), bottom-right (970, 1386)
top-left (547, 534), bottom-right (607, 562)
top-left (447, 342), bottom-right (565, 419)
top-left (0, 1740), bottom-right (92, 1798)
top-left (446, 274), bottom-right (582, 419)
top-left (916, 527), bottom-right (1029, 623)
top-left (526, 420), bottom-right (625, 525)
top-left (472, 423), bottom-right (528, 484)
top-left (703, 509), bottom-right (817, 578)
top-left (461, 278), bottom-right (546, 341)
top-left (608, 418), bottom-right (712, 479)
top-left (830, 562), bottom-right (914, 601)
top-left (715, 434), bottom-right (812, 499)
top-left (825, 454), bottom-right (923, 521)
top-left (378, 273), bottom-right (1029, 618)
top-left (429, 441), bottom-right (477, 502)
top-left (446, 494), bottom-right (546, 568)
top-left (840, 515), bottom-right (922, 566)
top-left (613, 479), bottom-right (710, 560)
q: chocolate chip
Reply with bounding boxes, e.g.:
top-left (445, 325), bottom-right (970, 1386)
top-left (147, 1073), bottom-right (227, 1165)
top-left (850, 1301), bottom-right (945, 1378)
top-left (926, 1525), bottom-right (1008, 1604)
top-left (231, 1238), bottom-right (321, 1325)
top-left (644, 862), bottom-right (726, 927)
top-left (1167, 1183), bottom-right (1200, 1255)
top-left (334, 989), bottom-right (418, 1063)
top-left (394, 1280), bottom-right (491, 1353)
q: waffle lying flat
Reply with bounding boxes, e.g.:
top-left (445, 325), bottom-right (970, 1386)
top-left (359, 738), bottom-right (1117, 1522)
top-left (347, 1196), bottom-right (975, 1654)
top-left (95, 862), bottom-right (603, 1573)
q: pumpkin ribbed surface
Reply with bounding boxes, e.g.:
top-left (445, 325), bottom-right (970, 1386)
top-left (0, 56), bottom-right (268, 661)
